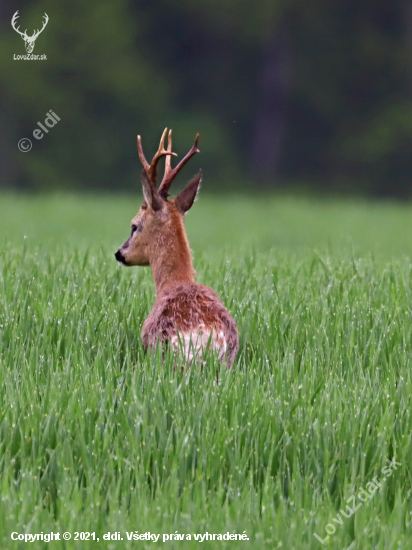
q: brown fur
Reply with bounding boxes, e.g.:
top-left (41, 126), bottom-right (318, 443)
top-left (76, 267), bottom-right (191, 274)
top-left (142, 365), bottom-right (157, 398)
top-left (142, 282), bottom-right (238, 366)
top-left (115, 129), bottom-right (239, 366)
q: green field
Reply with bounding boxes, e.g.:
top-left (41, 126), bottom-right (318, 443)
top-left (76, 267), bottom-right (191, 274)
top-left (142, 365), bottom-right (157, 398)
top-left (0, 192), bottom-right (411, 549)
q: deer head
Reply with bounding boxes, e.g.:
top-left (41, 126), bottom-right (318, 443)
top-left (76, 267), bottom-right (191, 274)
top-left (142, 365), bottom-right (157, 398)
top-left (11, 11), bottom-right (49, 54)
top-left (115, 128), bottom-right (201, 279)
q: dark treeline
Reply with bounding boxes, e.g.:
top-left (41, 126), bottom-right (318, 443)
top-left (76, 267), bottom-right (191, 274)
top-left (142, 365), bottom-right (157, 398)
top-left (1, 0), bottom-right (412, 196)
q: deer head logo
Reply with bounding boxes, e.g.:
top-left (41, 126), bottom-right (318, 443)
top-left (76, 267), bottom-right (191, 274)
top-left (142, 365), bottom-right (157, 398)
top-left (11, 11), bottom-right (49, 54)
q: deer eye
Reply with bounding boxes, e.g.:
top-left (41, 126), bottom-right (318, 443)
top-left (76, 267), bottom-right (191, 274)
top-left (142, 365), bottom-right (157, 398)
top-left (131, 222), bottom-right (143, 236)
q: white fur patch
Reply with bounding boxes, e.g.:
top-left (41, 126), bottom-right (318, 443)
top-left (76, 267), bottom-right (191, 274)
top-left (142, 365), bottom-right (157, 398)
top-left (170, 324), bottom-right (227, 363)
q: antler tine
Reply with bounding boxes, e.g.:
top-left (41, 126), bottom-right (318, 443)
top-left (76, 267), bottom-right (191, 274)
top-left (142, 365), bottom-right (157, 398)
top-left (137, 135), bottom-right (151, 175)
top-left (159, 133), bottom-right (200, 199)
top-left (137, 128), bottom-right (177, 188)
top-left (150, 128), bottom-right (177, 186)
top-left (164, 129), bottom-right (173, 177)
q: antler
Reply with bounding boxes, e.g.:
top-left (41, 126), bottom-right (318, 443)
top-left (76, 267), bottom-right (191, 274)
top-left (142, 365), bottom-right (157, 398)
top-left (11, 11), bottom-right (27, 38)
top-left (137, 127), bottom-right (177, 188)
top-left (158, 131), bottom-right (200, 199)
top-left (31, 13), bottom-right (49, 40)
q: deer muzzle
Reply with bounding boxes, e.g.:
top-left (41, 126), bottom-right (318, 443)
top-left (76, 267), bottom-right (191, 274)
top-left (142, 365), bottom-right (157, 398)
top-left (115, 249), bottom-right (127, 265)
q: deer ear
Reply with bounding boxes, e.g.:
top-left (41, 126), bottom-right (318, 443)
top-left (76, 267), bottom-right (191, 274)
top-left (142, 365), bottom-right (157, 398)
top-left (175, 170), bottom-right (202, 214)
top-left (141, 170), bottom-right (163, 211)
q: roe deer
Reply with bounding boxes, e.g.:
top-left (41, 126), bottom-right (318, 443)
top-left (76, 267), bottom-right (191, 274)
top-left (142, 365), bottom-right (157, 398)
top-left (115, 128), bottom-right (239, 366)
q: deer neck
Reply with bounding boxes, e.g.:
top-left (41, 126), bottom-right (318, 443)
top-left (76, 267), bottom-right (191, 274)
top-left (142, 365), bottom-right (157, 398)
top-left (150, 210), bottom-right (195, 296)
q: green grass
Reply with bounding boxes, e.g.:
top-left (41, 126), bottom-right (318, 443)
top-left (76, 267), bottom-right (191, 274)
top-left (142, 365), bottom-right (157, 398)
top-left (0, 192), bottom-right (412, 549)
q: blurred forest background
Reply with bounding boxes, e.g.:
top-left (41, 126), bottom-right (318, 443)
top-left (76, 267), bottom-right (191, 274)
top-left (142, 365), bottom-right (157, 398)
top-left (1, 0), bottom-right (412, 197)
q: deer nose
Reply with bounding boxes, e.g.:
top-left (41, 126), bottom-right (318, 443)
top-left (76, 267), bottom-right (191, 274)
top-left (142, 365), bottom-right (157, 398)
top-left (115, 249), bottom-right (126, 263)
